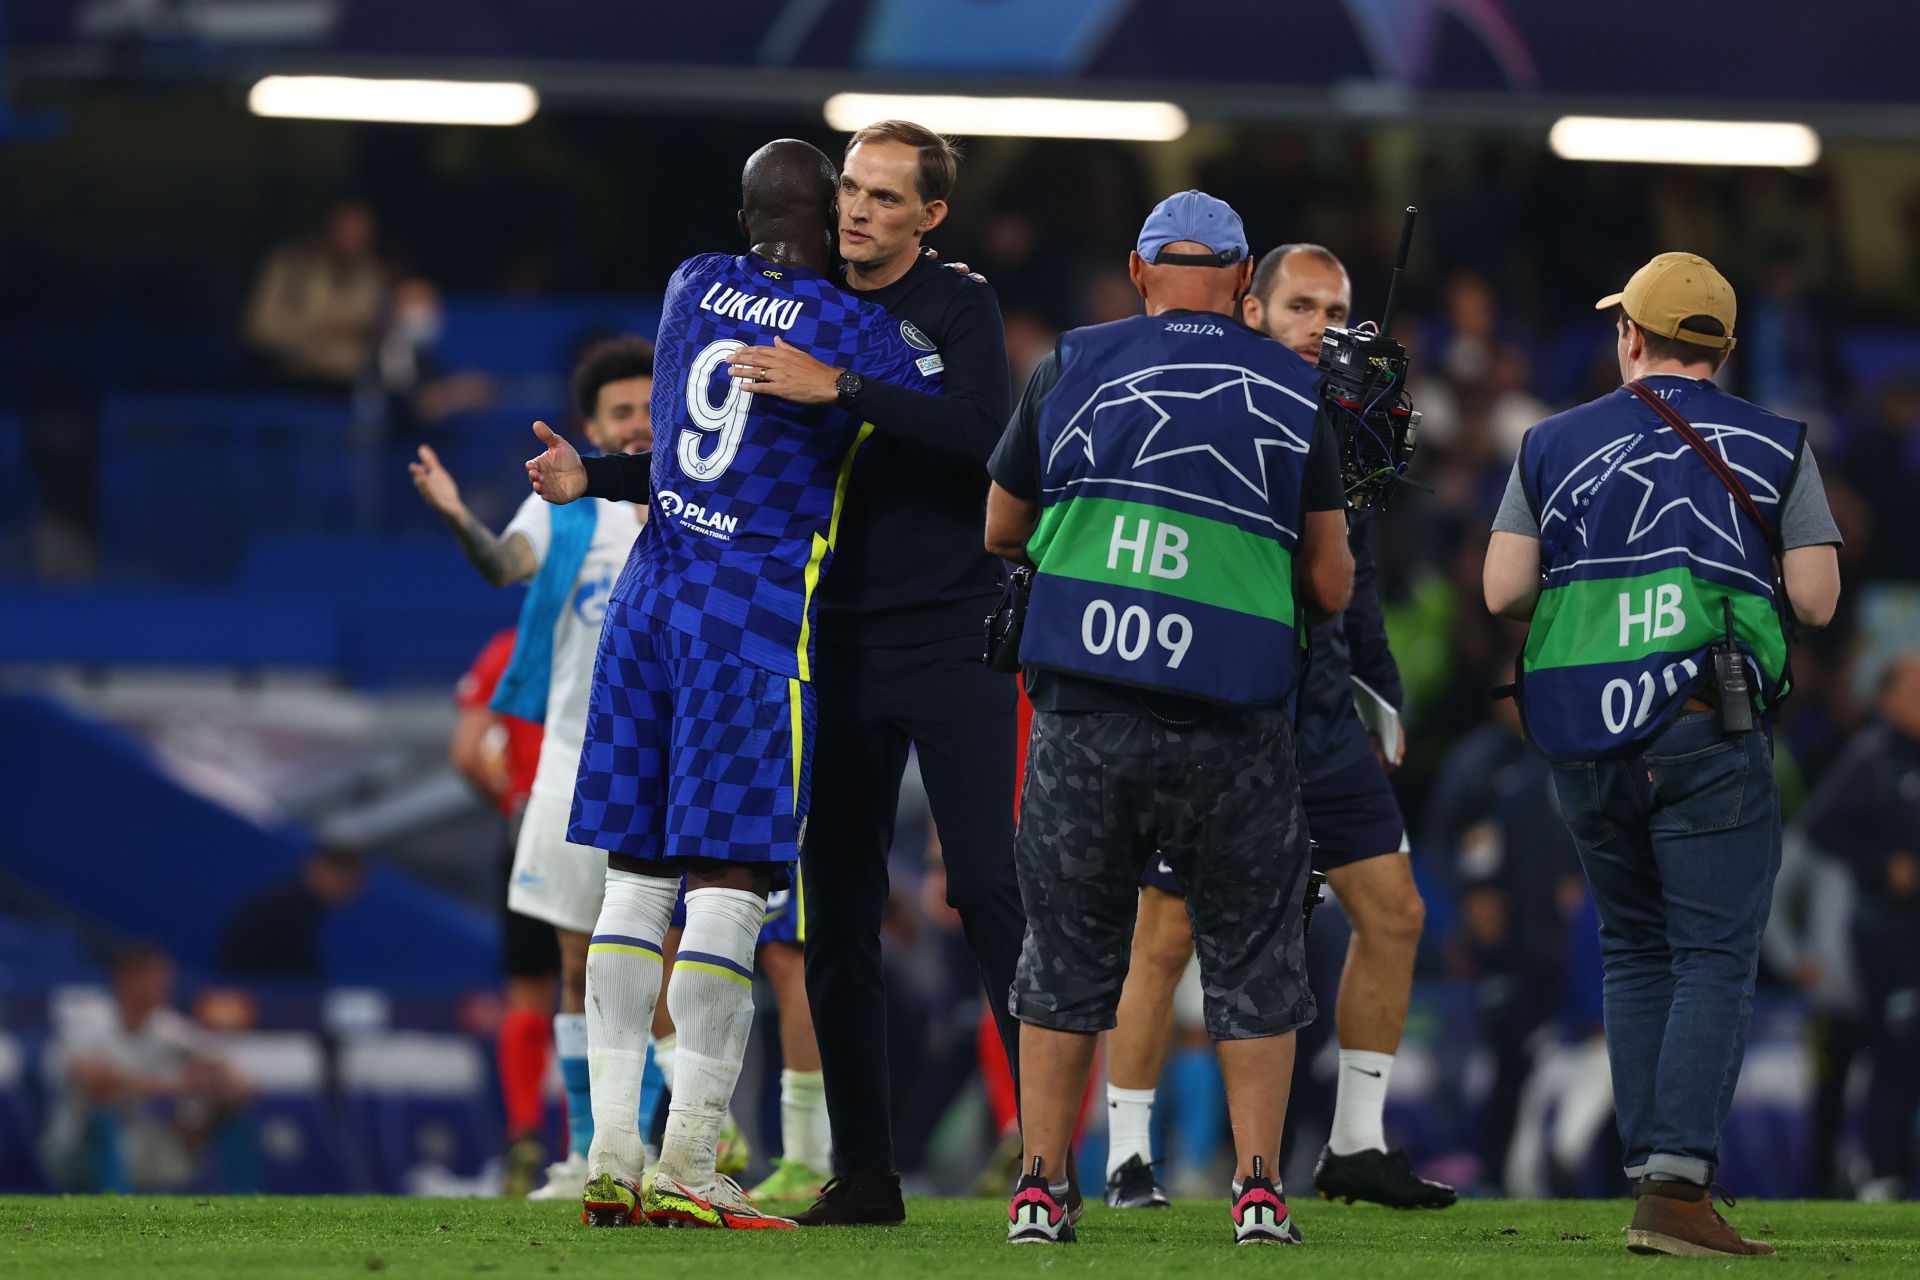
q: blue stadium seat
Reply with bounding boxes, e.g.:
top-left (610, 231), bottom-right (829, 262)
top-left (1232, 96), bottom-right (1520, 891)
top-left (0, 1031), bottom-right (48, 1192)
top-left (0, 586), bottom-right (342, 667)
top-left (224, 1032), bottom-right (373, 1195)
top-left (0, 409), bottom-right (35, 578)
top-left (0, 694), bottom-right (499, 982)
top-left (96, 395), bottom-right (356, 580)
top-left (0, 911), bottom-right (104, 993)
top-left (339, 1032), bottom-right (496, 1193)
top-left (437, 295), bottom-right (661, 379)
top-left (1718, 1019), bottom-right (1814, 1199)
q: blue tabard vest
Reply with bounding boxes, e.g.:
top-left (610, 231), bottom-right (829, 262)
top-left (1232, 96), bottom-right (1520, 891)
top-left (1515, 375), bottom-right (1802, 760)
top-left (1021, 313), bottom-right (1321, 707)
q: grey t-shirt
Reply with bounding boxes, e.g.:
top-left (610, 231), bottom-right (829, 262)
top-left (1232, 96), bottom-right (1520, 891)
top-left (1492, 440), bottom-right (1842, 549)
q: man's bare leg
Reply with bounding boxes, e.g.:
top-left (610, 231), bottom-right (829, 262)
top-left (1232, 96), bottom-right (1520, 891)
top-left (1218, 1032), bottom-right (1296, 1182)
top-left (1017, 1023), bottom-right (1099, 1184)
top-left (1324, 854), bottom-right (1423, 1154)
top-left (1106, 887), bottom-right (1193, 1194)
top-left (1313, 852), bottom-right (1453, 1208)
top-left (1108, 888), bottom-right (1194, 1089)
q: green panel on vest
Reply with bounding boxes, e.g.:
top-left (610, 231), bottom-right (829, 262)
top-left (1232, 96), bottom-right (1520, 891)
top-left (1525, 565), bottom-right (1786, 691)
top-left (1027, 495), bottom-right (1295, 624)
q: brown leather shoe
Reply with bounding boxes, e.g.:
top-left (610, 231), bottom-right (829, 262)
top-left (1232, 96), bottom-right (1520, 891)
top-left (1626, 1179), bottom-right (1775, 1256)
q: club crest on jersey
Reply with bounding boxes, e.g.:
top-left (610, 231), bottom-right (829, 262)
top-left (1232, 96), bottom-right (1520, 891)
top-left (572, 570), bottom-right (615, 627)
top-left (899, 320), bottom-right (937, 352)
top-left (655, 489), bottom-right (737, 541)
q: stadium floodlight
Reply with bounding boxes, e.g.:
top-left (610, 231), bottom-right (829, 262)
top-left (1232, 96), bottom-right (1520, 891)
top-left (824, 92), bottom-right (1188, 142)
top-left (1547, 116), bottom-right (1820, 167)
top-left (247, 76), bottom-right (539, 126)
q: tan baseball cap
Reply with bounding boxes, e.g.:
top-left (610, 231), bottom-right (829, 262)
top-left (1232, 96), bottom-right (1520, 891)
top-left (1595, 252), bottom-right (1737, 351)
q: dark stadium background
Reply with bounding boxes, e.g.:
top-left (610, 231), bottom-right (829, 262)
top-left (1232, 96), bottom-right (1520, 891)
top-left (2, 0), bottom-right (1918, 1203)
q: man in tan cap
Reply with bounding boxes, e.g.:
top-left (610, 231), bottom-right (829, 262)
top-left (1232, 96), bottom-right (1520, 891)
top-left (1481, 252), bottom-right (1841, 1256)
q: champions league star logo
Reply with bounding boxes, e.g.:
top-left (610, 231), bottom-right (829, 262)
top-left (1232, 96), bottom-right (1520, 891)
top-left (1047, 364), bottom-right (1316, 523)
top-left (1616, 428), bottom-right (1788, 554)
top-left (1540, 421), bottom-right (1792, 587)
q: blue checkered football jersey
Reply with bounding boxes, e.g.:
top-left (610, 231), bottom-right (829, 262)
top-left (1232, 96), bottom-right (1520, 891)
top-left (614, 252), bottom-right (943, 681)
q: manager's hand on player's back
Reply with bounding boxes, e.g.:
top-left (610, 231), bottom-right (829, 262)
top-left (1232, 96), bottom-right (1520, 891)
top-left (726, 335), bottom-right (840, 405)
top-left (526, 420), bottom-right (587, 504)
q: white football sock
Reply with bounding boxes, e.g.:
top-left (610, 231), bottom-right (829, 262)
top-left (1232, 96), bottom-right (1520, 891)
top-left (649, 1031), bottom-right (746, 1160)
top-left (781, 1068), bottom-right (831, 1173)
top-left (1328, 1049), bottom-right (1394, 1155)
top-left (582, 867), bottom-right (678, 1182)
top-left (658, 886), bottom-right (763, 1186)
top-left (1105, 1085), bottom-right (1157, 1178)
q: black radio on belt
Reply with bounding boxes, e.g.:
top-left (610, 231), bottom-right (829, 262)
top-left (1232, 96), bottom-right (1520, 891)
top-left (1302, 866), bottom-right (1328, 937)
top-left (1318, 206), bottom-right (1421, 512)
top-left (1709, 598), bottom-right (1755, 735)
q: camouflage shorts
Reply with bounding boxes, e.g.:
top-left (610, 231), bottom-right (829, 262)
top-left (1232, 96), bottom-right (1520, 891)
top-left (1010, 707), bottom-right (1318, 1041)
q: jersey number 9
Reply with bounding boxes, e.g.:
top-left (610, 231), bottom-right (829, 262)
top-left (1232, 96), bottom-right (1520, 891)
top-left (680, 339), bottom-right (751, 482)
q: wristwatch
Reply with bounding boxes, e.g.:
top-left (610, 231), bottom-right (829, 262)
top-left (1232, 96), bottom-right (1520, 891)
top-left (835, 369), bottom-right (864, 406)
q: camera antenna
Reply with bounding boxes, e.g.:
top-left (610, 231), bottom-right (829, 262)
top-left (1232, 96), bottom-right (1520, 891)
top-left (1379, 206), bottom-right (1418, 339)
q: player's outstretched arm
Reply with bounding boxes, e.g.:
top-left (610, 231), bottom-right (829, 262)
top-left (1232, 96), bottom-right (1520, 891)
top-left (411, 443), bottom-right (536, 587)
top-left (525, 420), bottom-right (589, 505)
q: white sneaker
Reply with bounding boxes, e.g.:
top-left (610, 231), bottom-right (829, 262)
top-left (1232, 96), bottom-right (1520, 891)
top-left (1858, 1176), bottom-right (1904, 1204)
top-left (527, 1153), bottom-right (590, 1201)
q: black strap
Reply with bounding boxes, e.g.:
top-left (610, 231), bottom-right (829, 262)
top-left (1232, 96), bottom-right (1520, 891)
top-left (1624, 381), bottom-right (1779, 558)
top-left (1624, 379), bottom-right (1795, 706)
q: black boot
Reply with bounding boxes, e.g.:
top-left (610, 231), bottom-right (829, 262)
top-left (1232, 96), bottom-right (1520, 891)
top-left (791, 1171), bottom-right (907, 1227)
top-left (1313, 1146), bottom-right (1457, 1209)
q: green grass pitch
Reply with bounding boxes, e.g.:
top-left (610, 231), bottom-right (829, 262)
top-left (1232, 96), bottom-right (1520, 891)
top-left (2, 1196), bottom-right (1916, 1278)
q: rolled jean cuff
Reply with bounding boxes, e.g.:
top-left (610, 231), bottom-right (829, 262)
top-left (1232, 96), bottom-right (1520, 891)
top-left (1632, 1154), bottom-right (1712, 1186)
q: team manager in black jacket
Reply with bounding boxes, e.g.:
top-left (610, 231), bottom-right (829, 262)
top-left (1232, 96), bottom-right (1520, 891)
top-left (724, 119), bottom-right (1022, 1226)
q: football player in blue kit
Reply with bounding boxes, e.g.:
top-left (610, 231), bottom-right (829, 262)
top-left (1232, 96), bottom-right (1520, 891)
top-left (522, 139), bottom-right (941, 1230)
top-left (642, 877), bottom-right (830, 1207)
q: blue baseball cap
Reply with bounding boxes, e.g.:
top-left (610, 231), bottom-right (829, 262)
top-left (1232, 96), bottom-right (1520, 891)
top-left (1136, 190), bottom-right (1249, 266)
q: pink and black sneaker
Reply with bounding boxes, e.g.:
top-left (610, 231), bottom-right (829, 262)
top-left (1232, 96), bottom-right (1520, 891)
top-left (1007, 1158), bottom-right (1077, 1245)
top-left (1232, 1157), bottom-right (1301, 1245)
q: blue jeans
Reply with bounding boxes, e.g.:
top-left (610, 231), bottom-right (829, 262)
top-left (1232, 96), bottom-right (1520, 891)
top-left (1551, 712), bottom-right (1781, 1187)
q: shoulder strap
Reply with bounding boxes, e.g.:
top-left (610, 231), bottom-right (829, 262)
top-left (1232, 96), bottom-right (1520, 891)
top-left (1624, 381), bottom-right (1779, 556)
top-left (1625, 381), bottom-right (1796, 707)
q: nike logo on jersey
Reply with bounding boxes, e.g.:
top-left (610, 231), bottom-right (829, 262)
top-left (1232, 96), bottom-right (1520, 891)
top-left (698, 282), bottom-right (803, 331)
top-left (1350, 1067), bottom-right (1384, 1078)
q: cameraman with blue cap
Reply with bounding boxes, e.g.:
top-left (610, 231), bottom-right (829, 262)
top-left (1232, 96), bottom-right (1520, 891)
top-left (983, 191), bottom-right (1353, 1246)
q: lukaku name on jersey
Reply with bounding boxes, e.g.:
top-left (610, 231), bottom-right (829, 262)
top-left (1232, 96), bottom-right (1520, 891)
top-left (615, 252), bottom-right (942, 681)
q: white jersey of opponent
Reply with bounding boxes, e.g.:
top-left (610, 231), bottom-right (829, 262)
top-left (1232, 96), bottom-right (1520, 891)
top-left (503, 494), bottom-right (643, 801)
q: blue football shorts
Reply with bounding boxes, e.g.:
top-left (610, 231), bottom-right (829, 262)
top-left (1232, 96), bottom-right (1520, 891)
top-left (570, 597), bottom-right (812, 890)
